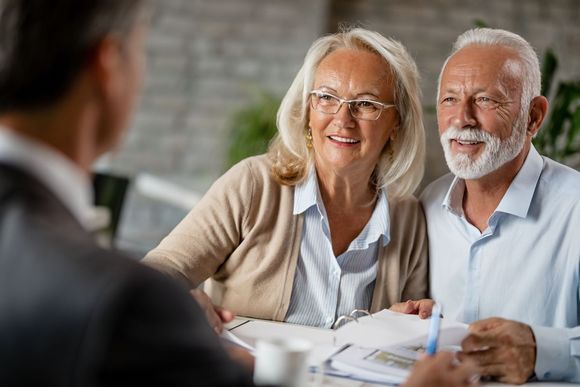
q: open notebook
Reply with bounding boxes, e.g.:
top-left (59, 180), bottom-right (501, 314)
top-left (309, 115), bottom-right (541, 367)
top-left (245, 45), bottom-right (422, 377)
top-left (223, 309), bottom-right (469, 385)
top-left (326, 309), bottom-right (468, 384)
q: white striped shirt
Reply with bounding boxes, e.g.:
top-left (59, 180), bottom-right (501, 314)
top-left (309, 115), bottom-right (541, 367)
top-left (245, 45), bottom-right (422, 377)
top-left (284, 167), bottom-right (390, 328)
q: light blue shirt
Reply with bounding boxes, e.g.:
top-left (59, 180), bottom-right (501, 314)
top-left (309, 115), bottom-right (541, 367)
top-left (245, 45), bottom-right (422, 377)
top-left (284, 167), bottom-right (390, 328)
top-left (421, 146), bottom-right (580, 382)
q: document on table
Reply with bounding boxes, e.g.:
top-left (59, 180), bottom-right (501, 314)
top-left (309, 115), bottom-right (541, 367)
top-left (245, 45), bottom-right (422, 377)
top-left (223, 310), bottom-right (469, 386)
top-left (226, 318), bottom-right (338, 369)
top-left (221, 329), bottom-right (256, 353)
top-left (326, 309), bottom-right (469, 385)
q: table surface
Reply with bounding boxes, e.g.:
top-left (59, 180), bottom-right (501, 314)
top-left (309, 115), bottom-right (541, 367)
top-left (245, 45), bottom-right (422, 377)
top-left (307, 374), bottom-right (572, 387)
top-left (225, 317), bottom-right (574, 387)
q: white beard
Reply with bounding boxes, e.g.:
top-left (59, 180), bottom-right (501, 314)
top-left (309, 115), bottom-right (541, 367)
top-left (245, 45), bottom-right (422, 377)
top-left (440, 114), bottom-right (528, 179)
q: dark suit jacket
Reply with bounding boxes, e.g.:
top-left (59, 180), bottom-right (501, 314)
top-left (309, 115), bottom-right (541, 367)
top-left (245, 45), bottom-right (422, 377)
top-left (0, 164), bottom-right (254, 387)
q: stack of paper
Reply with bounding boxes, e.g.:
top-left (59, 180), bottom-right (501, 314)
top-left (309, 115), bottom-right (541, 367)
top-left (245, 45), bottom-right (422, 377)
top-left (223, 310), bottom-right (469, 386)
top-left (326, 310), bottom-right (469, 384)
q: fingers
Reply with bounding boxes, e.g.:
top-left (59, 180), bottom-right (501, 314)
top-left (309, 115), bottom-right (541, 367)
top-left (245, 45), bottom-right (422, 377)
top-left (462, 319), bottom-right (508, 351)
top-left (417, 299), bottom-right (434, 319)
top-left (438, 354), bottom-right (480, 387)
top-left (404, 352), bottom-right (480, 387)
top-left (215, 306), bottom-right (235, 323)
top-left (463, 318), bottom-right (536, 352)
top-left (457, 348), bottom-right (500, 366)
top-left (389, 299), bottom-right (435, 318)
top-left (461, 319), bottom-right (536, 385)
top-left (190, 289), bottom-right (225, 334)
top-left (461, 333), bottom-right (494, 352)
top-left (427, 350), bottom-right (455, 366)
top-left (474, 362), bottom-right (530, 384)
top-left (389, 300), bottom-right (416, 314)
top-left (454, 360), bottom-right (480, 386)
top-left (468, 317), bottom-right (504, 333)
top-left (403, 300), bottom-right (418, 314)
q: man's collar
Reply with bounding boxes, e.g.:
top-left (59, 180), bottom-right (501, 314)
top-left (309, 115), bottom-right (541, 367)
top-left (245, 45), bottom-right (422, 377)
top-left (442, 177), bottom-right (466, 216)
top-left (495, 146), bottom-right (543, 218)
top-left (441, 145), bottom-right (544, 219)
top-left (0, 128), bottom-right (95, 230)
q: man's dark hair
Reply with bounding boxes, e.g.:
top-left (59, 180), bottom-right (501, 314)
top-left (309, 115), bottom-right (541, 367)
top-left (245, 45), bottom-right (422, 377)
top-left (0, 0), bottom-right (146, 113)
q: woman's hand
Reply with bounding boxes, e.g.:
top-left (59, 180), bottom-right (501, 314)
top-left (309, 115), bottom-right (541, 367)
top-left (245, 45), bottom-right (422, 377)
top-left (190, 288), bottom-right (235, 334)
top-left (403, 352), bottom-right (479, 387)
top-left (389, 299), bottom-right (435, 319)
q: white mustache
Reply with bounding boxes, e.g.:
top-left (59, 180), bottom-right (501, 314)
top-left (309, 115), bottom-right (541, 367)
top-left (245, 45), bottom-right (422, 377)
top-left (441, 127), bottom-right (496, 143)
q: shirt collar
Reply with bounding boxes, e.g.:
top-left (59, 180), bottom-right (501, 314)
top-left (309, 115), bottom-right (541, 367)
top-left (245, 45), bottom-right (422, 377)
top-left (0, 128), bottom-right (95, 230)
top-left (442, 176), bottom-right (466, 216)
top-left (442, 145), bottom-right (544, 219)
top-left (494, 146), bottom-right (543, 218)
top-left (293, 165), bottom-right (318, 215)
top-left (358, 188), bottom-right (390, 248)
top-left (293, 165), bottom-right (390, 247)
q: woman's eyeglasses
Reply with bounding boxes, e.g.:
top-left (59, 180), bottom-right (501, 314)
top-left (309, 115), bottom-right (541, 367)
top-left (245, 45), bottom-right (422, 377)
top-left (310, 90), bottom-right (396, 121)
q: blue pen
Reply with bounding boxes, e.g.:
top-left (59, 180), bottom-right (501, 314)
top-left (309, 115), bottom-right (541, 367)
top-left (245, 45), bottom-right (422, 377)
top-left (425, 303), bottom-right (442, 356)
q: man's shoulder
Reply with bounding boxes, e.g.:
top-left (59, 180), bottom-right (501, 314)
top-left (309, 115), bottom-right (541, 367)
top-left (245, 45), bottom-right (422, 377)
top-left (419, 172), bottom-right (455, 209)
top-left (0, 166), bottom-right (174, 310)
top-left (540, 156), bottom-right (580, 197)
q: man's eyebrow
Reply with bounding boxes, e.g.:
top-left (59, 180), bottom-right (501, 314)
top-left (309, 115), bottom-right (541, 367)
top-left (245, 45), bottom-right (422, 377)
top-left (439, 85), bottom-right (459, 94)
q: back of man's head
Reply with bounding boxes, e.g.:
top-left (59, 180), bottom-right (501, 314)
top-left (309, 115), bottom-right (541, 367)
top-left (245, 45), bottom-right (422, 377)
top-left (0, 0), bottom-right (146, 113)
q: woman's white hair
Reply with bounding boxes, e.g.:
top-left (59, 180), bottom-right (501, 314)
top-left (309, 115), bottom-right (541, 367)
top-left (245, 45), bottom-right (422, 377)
top-left (268, 27), bottom-right (425, 200)
top-left (437, 28), bottom-right (541, 115)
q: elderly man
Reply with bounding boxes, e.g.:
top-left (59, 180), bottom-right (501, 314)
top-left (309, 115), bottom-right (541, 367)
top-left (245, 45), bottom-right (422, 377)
top-left (422, 27), bottom-right (580, 384)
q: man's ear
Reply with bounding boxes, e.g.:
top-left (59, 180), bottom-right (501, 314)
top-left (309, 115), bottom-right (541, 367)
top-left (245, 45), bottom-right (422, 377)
top-left (88, 36), bottom-right (125, 102)
top-left (526, 96), bottom-right (549, 138)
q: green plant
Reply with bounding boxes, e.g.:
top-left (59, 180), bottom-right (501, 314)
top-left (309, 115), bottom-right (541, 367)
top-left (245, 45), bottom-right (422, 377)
top-left (227, 92), bottom-right (281, 167)
top-left (533, 49), bottom-right (580, 168)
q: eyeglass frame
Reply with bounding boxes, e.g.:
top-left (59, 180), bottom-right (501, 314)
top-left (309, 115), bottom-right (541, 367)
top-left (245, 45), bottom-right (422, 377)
top-left (309, 89), bottom-right (397, 121)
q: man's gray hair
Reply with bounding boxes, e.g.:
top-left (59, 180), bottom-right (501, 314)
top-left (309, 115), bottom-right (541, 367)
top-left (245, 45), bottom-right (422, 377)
top-left (438, 28), bottom-right (542, 112)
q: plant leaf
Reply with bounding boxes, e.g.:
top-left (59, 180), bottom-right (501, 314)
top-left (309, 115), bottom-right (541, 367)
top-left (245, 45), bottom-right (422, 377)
top-left (541, 48), bottom-right (558, 97)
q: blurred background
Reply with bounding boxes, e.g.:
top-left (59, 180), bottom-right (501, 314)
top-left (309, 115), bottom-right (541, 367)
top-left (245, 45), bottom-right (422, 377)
top-left (93, 0), bottom-right (580, 255)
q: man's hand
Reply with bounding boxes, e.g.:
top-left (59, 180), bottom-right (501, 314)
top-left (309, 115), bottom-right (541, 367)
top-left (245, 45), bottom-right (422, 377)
top-left (459, 317), bottom-right (536, 384)
top-left (403, 352), bottom-right (479, 387)
top-left (389, 299), bottom-right (435, 319)
top-left (190, 288), bottom-right (235, 334)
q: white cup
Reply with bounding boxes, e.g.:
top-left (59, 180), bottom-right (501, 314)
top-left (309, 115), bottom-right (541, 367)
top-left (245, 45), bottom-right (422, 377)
top-left (253, 338), bottom-right (313, 387)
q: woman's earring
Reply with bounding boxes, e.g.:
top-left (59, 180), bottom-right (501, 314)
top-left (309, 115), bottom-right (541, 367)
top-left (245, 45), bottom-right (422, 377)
top-left (305, 128), bottom-right (313, 149)
top-left (387, 145), bottom-right (394, 164)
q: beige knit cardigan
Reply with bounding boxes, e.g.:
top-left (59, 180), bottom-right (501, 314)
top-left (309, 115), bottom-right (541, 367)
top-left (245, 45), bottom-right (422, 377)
top-left (143, 155), bottom-right (428, 322)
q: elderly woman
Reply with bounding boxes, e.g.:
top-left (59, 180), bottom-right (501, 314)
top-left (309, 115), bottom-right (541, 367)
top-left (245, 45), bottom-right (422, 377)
top-left (144, 28), bottom-right (428, 329)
